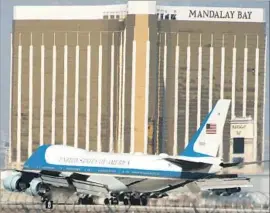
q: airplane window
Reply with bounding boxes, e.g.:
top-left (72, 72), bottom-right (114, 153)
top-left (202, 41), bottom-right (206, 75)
top-left (233, 138), bottom-right (244, 154)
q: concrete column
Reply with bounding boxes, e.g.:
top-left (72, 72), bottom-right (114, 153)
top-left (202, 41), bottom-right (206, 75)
top-left (28, 33), bottom-right (33, 157)
top-left (97, 37), bottom-right (103, 152)
top-left (208, 34), bottom-right (214, 112)
top-left (185, 35), bottom-right (191, 147)
top-left (110, 33), bottom-right (115, 152)
top-left (17, 33), bottom-right (22, 165)
top-left (197, 34), bottom-right (202, 129)
top-left (63, 33), bottom-right (68, 146)
top-left (85, 34), bottom-right (91, 151)
top-left (74, 33), bottom-right (80, 148)
top-left (9, 33), bottom-right (13, 164)
top-left (231, 36), bottom-right (237, 119)
top-left (132, 15), bottom-right (150, 153)
top-left (128, 1), bottom-right (157, 153)
top-left (173, 34), bottom-right (179, 156)
top-left (243, 35), bottom-right (248, 117)
top-left (51, 33), bottom-right (56, 145)
top-left (254, 36), bottom-right (259, 161)
top-left (40, 34), bottom-right (45, 147)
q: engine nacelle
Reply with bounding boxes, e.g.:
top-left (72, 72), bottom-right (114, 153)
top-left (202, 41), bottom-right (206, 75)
top-left (92, 197), bottom-right (109, 205)
top-left (25, 178), bottom-right (43, 196)
top-left (211, 187), bottom-right (241, 196)
top-left (3, 172), bottom-right (24, 192)
top-left (226, 187), bottom-right (241, 194)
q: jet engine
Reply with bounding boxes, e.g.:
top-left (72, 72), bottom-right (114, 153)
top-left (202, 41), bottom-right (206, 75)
top-left (25, 178), bottom-right (43, 196)
top-left (3, 172), bottom-right (27, 192)
top-left (92, 197), bottom-right (110, 205)
top-left (211, 187), bottom-right (241, 196)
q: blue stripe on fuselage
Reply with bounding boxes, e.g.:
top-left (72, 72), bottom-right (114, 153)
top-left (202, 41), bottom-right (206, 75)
top-left (23, 145), bottom-right (212, 180)
top-left (24, 163), bottom-right (211, 180)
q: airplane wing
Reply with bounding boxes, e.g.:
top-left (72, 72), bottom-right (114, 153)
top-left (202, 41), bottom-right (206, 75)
top-left (165, 156), bottom-right (270, 169)
top-left (195, 177), bottom-right (253, 191)
top-left (5, 168), bottom-right (251, 201)
top-left (3, 168), bottom-right (253, 199)
top-left (163, 157), bottom-right (214, 170)
top-left (220, 159), bottom-right (270, 168)
top-left (165, 156), bottom-right (222, 165)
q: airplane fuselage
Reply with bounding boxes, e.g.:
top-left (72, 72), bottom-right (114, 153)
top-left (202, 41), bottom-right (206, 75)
top-left (24, 145), bottom-right (222, 181)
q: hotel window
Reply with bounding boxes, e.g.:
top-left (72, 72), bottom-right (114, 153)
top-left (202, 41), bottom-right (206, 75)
top-left (233, 138), bottom-right (245, 154)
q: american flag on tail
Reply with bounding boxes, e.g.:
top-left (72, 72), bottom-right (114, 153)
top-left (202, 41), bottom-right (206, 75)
top-left (206, 123), bottom-right (216, 134)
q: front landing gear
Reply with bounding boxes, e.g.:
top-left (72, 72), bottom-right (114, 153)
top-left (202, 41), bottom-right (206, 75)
top-left (41, 195), bottom-right (54, 210)
top-left (44, 200), bottom-right (53, 210)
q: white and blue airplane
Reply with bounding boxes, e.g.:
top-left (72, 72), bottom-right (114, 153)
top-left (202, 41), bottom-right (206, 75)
top-left (2, 99), bottom-right (265, 207)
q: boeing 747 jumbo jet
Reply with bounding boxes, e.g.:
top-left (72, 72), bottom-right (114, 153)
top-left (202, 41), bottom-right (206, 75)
top-left (2, 99), bottom-right (266, 208)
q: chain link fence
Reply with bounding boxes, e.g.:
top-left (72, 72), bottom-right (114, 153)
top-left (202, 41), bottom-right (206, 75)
top-left (0, 190), bottom-right (269, 213)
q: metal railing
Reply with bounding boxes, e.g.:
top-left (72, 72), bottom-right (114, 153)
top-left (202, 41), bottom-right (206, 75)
top-left (0, 190), bottom-right (269, 213)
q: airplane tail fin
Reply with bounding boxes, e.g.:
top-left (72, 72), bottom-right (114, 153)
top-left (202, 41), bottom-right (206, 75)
top-left (180, 99), bottom-right (231, 158)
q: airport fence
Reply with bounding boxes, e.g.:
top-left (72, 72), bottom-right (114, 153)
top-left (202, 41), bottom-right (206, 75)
top-left (0, 190), bottom-right (269, 213)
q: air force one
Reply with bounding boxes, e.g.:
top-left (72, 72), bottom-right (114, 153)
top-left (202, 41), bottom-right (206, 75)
top-left (1, 99), bottom-right (266, 206)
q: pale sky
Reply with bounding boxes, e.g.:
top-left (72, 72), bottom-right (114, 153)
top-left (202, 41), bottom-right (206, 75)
top-left (0, 0), bottom-right (269, 162)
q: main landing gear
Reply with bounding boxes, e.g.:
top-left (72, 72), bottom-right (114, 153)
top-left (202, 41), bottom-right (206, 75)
top-left (41, 197), bottom-right (54, 210)
top-left (110, 192), bottom-right (148, 206)
top-left (128, 193), bottom-right (148, 206)
top-left (77, 192), bottom-right (149, 206)
top-left (78, 195), bottom-right (94, 205)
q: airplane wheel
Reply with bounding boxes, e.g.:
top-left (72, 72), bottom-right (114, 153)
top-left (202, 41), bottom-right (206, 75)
top-left (110, 197), bottom-right (119, 205)
top-left (85, 197), bottom-right (93, 205)
top-left (44, 200), bottom-right (53, 210)
top-left (78, 197), bottom-right (94, 205)
top-left (140, 196), bottom-right (148, 206)
top-left (130, 197), bottom-right (140, 205)
top-left (123, 197), bottom-right (130, 205)
top-left (78, 198), bottom-right (83, 205)
top-left (104, 198), bottom-right (110, 205)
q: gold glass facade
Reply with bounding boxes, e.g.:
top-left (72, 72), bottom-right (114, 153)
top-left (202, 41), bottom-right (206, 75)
top-left (10, 4), bottom-right (266, 169)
